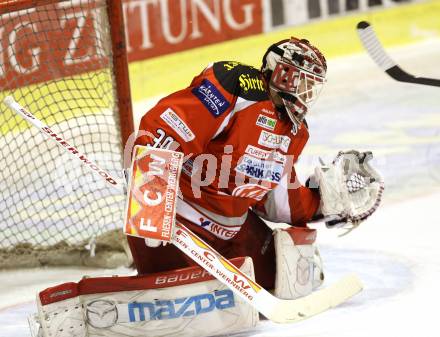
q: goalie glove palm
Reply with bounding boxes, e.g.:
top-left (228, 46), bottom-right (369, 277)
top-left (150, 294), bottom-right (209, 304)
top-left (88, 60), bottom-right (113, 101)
top-left (314, 150), bottom-right (384, 231)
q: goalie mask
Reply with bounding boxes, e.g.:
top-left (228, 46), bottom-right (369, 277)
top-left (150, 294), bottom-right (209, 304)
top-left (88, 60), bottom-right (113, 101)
top-left (261, 37), bottom-right (327, 129)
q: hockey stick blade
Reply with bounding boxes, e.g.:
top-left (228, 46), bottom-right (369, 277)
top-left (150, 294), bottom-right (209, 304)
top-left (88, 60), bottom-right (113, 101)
top-left (357, 21), bottom-right (440, 87)
top-left (3, 96), bottom-right (363, 324)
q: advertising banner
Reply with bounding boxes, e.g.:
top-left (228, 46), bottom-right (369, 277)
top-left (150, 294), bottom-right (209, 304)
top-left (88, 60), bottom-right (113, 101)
top-left (0, 0), bottom-right (263, 90)
top-left (123, 0), bottom-right (263, 61)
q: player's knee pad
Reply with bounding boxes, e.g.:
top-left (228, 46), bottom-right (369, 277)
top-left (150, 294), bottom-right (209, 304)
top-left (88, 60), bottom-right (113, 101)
top-left (29, 257), bottom-right (258, 337)
top-left (274, 226), bottom-right (324, 299)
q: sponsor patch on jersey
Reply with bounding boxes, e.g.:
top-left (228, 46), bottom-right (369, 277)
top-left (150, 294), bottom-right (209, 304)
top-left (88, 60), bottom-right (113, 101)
top-left (235, 154), bottom-right (283, 183)
top-left (192, 79), bottom-right (230, 117)
top-left (238, 73), bottom-right (265, 94)
top-left (245, 145), bottom-right (286, 164)
top-left (213, 62), bottom-right (269, 101)
top-left (198, 218), bottom-right (240, 240)
top-left (256, 114), bottom-right (277, 131)
top-left (258, 130), bottom-right (291, 152)
top-left (160, 108), bottom-right (195, 142)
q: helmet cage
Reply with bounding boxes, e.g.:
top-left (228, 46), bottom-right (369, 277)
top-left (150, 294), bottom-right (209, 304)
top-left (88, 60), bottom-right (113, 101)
top-left (269, 59), bottom-right (325, 126)
top-left (278, 91), bottom-right (307, 127)
top-left (262, 37), bottom-right (327, 128)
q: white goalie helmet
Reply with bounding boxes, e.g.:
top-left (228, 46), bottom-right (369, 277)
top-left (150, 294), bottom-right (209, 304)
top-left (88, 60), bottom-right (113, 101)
top-left (261, 37), bottom-right (327, 129)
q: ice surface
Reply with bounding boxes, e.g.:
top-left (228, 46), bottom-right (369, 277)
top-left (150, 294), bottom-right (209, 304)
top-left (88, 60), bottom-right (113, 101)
top-left (1, 40), bottom-right (439, 337)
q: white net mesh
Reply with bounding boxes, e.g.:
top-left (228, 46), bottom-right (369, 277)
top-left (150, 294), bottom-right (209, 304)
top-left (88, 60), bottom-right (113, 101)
top-left (0, 0), bottom-right (131, 268)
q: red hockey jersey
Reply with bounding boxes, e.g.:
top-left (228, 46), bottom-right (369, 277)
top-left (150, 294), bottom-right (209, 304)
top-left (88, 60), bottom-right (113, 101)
top-left (135, 61), bottom-right (320, 240)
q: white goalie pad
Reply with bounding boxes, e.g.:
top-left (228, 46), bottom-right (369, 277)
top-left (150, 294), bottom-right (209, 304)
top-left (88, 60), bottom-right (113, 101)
top-left (30, 257), bottom-right (258, 337)
top-left (274, 226), bottom-right (323, 299)
top-left (314, 150), bottom-right (384, 231)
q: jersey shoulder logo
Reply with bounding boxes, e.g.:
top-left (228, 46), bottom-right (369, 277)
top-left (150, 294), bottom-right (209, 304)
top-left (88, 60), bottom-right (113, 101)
top-left (192, 78), bottom-right (230, 117)
top-left (213, 61), bottom-right (269, 102)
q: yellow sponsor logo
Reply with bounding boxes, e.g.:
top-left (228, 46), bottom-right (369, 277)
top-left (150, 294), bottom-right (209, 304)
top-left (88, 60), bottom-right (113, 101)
top-left (239, 73), bottom-right (265, 93)
top-left (188, 229), bottom-right (262, 293)
top-left (223, 61), bottom-right (241, 71)
top-left (189, 231), bottom-right (210, 249)
top-left (219, 258), bottom-right (262, 292)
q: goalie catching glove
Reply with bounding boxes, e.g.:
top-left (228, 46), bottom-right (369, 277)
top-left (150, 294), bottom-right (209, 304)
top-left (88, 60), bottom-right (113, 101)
top-left (313, 150), bottom-right (384, 234)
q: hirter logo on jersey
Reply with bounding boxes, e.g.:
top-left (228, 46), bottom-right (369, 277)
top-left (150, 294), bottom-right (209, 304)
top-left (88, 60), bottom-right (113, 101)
top-left (192, 79), bottom-right (230, 117)
top-left (238, 73), bottom-right (265, 93)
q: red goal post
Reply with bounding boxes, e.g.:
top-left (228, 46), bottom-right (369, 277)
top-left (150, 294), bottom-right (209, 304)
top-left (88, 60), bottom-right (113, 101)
top-left (0, 0), bottom-right (134, 268)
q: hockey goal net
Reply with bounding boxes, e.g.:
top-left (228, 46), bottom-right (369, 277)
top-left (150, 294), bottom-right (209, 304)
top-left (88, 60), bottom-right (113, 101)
top-left (0, 0), bottom-right (134, 268)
